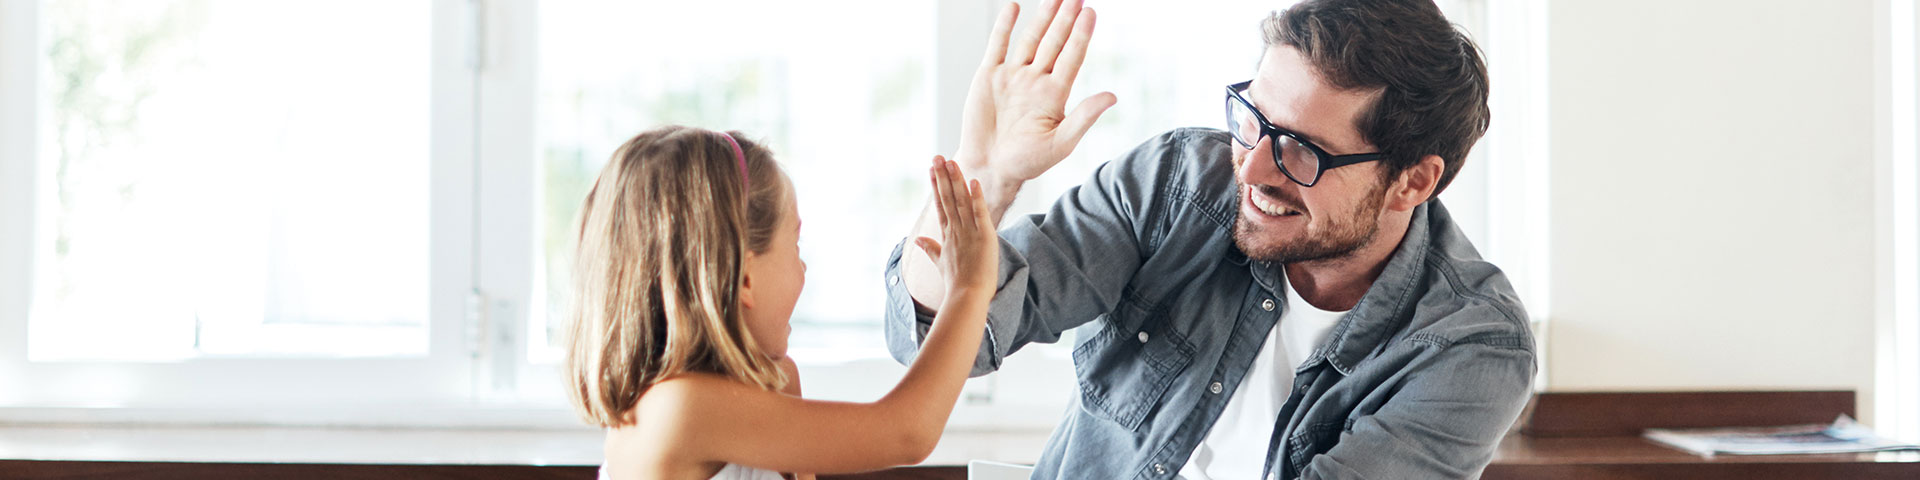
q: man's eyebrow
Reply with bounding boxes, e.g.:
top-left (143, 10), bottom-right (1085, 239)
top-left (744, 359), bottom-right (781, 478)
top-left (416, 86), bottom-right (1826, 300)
top-left (1247, 89), bottom-right (1339, 150)
top-left (1284, 124), bottom-right (1338, 151)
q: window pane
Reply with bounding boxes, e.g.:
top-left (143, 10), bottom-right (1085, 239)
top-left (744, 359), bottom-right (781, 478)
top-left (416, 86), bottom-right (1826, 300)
top-left (30, 0), bottom-right (432, 361)
top-left (531, 0), bottom-right (933, 363)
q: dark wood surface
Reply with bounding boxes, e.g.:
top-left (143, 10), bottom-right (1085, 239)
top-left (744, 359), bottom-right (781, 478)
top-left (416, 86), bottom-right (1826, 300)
top-left (0, 461), bottom-right (968, 480)
top-left (1483, 461), bottom-right (1920, 480)
top-left (1491, 433), bottom-right (1917, 465)
top-left (1517, 390), bottom-right (1856, 437)
top-left (0, 460), bottom-right (601, 480)
top-left (1483, 435), bottom-right (1920, 480)
top-left (1480, 390), bottom-right (1920, 480)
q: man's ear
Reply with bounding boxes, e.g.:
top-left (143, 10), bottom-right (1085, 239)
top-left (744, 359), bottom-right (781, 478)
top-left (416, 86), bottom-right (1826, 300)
top-left (1387, 155), bottom-right (1444, 211)
top-left (739, 253), bottom-right (758, 310)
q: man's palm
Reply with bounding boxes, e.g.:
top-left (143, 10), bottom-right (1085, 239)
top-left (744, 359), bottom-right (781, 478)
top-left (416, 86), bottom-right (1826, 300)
top-left (956, 0), bottom-right (1116, 183)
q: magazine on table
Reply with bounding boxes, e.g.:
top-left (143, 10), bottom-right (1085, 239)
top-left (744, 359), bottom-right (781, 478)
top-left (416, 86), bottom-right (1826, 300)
top-left (1643, 415), bottom-right (1920, 456)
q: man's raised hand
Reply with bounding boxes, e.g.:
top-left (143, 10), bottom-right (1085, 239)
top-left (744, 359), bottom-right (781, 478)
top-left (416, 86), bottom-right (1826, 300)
top-left (955, 0), bottom-right (1116, 199)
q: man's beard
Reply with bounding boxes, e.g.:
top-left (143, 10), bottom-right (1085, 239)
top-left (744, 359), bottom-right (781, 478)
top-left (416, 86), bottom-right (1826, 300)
top-left (1233, 181), bottom-right (1388, 264)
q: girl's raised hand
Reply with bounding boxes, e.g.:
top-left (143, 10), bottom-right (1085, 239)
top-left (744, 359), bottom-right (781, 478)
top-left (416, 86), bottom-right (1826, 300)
top-left (914, 156), bottom-right (1000, 294)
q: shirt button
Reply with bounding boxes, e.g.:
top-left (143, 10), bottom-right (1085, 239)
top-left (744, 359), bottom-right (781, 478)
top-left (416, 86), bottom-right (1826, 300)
top-left (1137, 332), bottom-right (1150, 343)
top-left (1209, 381), bottom-right (1223, 394)
top-left (890, 275), bottom-right (900, 286)
top-left (1262, 299), bottom-right (1276, 311)
top-left (1152, 463), bottom-right (1167, 475)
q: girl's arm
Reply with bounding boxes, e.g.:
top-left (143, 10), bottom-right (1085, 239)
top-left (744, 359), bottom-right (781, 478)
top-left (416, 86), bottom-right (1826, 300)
top-left (771, 356), bottom-right (816, 480)
top-left (634, 157), bottom-right (999, 474)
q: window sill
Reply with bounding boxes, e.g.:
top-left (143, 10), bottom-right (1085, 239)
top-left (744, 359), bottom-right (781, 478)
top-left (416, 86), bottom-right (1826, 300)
top-left (0, 424), bottom-right (1051, 467)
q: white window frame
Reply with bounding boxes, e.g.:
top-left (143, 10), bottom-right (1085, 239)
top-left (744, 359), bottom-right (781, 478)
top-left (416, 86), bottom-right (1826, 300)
top-left (0, 0), bottom-right (528, 424)
top-left (1876, 0), bottom-right (1920, 444)
top-left (1469, 0), bottom-right (1553, 389)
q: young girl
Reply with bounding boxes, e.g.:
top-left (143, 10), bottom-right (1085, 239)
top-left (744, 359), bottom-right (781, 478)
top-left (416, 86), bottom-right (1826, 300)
top-left (563, 125), bottom-right (999, 480)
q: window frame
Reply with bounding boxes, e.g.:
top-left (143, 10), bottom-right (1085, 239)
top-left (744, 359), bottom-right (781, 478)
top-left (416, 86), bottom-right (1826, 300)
top-left (1875, 0), bottom-right (1920, 445)
top-left (0, 0), bottom-right (490, 414)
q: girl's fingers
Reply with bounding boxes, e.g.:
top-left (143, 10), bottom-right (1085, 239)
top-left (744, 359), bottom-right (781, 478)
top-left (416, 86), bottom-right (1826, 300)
top-left (930, 160), bottom-right (951, 230)
top-left (914, 236), bottom-right (943, 264)
top-left (970, 179), bottom-right (992, 229)
top-left (946, 160), bottom-right (976, 233)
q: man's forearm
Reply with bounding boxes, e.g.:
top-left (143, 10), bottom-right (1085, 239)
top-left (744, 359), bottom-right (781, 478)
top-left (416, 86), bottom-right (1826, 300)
top-left (902, 201), bottom-right (949, 313)
top-left (902, 166), bottom-right (1022, 315)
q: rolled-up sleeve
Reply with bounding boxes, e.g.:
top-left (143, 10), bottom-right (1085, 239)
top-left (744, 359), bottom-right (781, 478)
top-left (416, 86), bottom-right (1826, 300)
top-left (882, 130), bottom-right (1200, 376)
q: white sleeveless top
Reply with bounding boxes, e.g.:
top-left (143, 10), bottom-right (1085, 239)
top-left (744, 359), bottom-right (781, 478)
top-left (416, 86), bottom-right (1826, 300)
top-left (709, 464), bottom-right (785, 480)
top-left (597, 462), bottom-right (785, 480)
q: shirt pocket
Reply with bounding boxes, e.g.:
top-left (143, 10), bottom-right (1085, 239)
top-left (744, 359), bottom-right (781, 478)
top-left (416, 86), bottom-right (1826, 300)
top-left (1070, 314), bottom-right (1196, 431)
top-left (1284, 420), bottom-right (1345, 478)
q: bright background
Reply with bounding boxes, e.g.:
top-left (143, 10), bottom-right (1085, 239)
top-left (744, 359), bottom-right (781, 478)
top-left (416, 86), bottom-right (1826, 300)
top-left (0, 0), bottom-right (1915, 455)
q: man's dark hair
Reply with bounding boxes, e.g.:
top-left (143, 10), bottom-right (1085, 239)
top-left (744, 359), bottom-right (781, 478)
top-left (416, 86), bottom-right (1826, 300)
top-left (1264, 0), bottom-right (1490, 197)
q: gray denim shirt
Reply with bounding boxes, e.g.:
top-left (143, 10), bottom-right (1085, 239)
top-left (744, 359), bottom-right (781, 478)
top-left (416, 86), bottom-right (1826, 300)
top-left (883, 128), bottom-right (1535, 480)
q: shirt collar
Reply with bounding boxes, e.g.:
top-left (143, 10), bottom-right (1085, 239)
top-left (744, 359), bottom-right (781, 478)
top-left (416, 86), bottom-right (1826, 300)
top-left (1296, 201), bottom-right (1436, 376)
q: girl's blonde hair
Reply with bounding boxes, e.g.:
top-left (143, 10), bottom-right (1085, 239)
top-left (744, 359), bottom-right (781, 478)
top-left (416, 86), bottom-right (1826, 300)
top-left (563, 125), bottom-right (792, 427)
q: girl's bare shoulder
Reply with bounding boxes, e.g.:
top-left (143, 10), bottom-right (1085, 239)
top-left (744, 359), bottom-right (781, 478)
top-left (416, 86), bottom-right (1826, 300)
top-left (617, 373), bottom-right (765, 465)
top-left (633, 373), bottom-right (773, 431)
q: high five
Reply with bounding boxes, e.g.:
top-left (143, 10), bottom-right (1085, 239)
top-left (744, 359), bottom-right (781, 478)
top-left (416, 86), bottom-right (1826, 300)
top-left (907, 0), bottom-right (1117, 309)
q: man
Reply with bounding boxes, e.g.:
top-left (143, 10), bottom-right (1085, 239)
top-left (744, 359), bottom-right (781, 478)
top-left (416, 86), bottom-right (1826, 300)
top-left (884, 0), bottom-right (1533, 478)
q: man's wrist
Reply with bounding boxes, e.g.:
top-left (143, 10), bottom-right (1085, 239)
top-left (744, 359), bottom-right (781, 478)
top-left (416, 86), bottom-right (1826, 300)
top-left (950, 151), bottom-right (1024, 220)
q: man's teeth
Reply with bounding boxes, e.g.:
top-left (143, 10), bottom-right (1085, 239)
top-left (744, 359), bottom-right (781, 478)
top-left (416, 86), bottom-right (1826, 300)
top-left (1250, 192), bottom-right (1300, 216)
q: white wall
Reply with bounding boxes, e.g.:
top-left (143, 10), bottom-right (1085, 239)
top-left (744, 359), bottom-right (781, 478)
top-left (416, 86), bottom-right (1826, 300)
top-left (1543, 0), bottom-right (1881, 420)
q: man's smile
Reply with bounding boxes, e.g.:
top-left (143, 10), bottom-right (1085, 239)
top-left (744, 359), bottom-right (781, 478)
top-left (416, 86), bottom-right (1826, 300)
top-left (1244, 185), bottom-right (1306, 220)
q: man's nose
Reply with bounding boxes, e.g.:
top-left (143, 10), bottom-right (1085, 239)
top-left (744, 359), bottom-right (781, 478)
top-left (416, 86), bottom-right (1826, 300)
top-left (1237, 136), bottom-right (1287, 187)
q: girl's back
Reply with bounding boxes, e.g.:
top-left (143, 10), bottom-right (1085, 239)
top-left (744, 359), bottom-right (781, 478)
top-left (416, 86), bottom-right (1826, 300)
top-left (602, 404), bottom-right (784, 480)
top-left (562, 126), bottom-right (999, 479)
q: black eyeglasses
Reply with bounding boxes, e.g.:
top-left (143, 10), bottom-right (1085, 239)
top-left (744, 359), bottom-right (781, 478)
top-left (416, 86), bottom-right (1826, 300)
top-left (1225, 80), bottom-right (1385, 187)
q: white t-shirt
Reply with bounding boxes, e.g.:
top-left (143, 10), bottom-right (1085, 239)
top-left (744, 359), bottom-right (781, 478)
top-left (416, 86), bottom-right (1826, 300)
top-left (1179, 275), bottom-right (1347, 480)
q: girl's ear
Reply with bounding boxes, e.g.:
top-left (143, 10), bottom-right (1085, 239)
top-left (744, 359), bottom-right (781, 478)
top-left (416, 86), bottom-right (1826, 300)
top-left (739, 252), bottom-right (759, 310)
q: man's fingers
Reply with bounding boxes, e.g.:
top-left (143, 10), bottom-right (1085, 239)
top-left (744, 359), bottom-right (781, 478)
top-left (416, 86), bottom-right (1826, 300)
top-left (1050, 7), bottom-right (1097, 77)
top-left (981, 2), bottom-right (1019, 66)
top-left (1007, 0), bottom-right (1061, 66)
top-left (1055, 92), bottom-right (1118, 153)
top-left (1030, 0), bottom-right (1085, 71)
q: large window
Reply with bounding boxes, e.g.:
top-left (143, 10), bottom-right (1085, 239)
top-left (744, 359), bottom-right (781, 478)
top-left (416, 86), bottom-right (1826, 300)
top-left (28, 0), bottom-right (432, 362)
top-left (0, 0), bottom-right (475, 412)
top-left (529, 0), bottom-right (935, 365)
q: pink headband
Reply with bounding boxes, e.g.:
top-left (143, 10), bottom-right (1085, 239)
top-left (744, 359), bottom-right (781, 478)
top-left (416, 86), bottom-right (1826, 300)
top-left (718, 131), bottom-right (748, 188)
